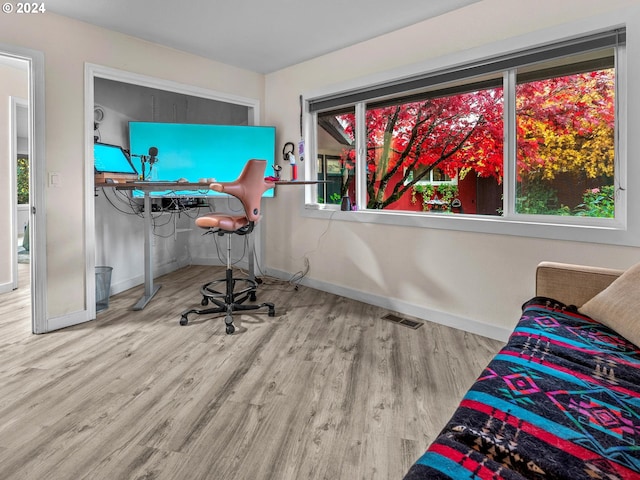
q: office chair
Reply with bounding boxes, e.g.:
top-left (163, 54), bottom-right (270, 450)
top-left (180, 159), bottom-right (275, 333)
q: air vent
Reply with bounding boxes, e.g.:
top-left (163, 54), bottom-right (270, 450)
top-left (382, 313), bottom-right (423, 330)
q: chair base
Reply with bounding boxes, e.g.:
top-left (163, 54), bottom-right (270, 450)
top-left (179, 268), bottom-right (275, 333)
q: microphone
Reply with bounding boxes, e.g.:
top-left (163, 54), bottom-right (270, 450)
top-left (148, 146), bottom-right (158, 164)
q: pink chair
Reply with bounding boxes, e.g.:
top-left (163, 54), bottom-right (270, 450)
top-left (180, 159), bottom-right (275, 333)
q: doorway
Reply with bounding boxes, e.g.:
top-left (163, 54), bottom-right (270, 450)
top-left (12, 99), bottom-right (29, 288)
top-left (1, 60), bottom-right (29, 331)
top-left (0, 44), bottom-right (46, 334)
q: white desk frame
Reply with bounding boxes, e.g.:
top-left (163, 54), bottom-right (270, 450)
top-left (135, 188), bottom-right (161, 310)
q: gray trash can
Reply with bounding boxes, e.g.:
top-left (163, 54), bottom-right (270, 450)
top-left (95, 266), bottom-right (113, 312)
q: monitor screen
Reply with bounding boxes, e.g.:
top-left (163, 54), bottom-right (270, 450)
top-left (128, 122), bottom-right (276, 197)
top-left (94, 142), bottom-right (137, 175)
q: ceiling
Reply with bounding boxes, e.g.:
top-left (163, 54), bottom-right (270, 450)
top-left (45, 0), bottom-right (480, 74)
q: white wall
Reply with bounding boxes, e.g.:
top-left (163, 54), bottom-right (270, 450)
top-left (0, 12), bottom-right (264, 320)
top-left (263, 0), bottom-right (640, 340)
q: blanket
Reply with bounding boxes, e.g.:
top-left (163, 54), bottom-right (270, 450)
top-left (404, 298), bottom-right (640, 479)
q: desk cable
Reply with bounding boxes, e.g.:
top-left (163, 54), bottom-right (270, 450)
top-left (99, 187), bottom-right (215, 240)
top-left (99, 186), bottom-right (140, 216)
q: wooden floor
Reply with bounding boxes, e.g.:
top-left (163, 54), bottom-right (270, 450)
top-left (0, 264), bottom-right (503, 480)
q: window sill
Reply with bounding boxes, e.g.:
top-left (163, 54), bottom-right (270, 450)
top-left (303, 203), bottom-right (637, 247)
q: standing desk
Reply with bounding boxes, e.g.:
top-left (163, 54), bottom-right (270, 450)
top-left (98, 179), bottom-right (317, 310)
top-left (103, 181), bottom-right (212, 310)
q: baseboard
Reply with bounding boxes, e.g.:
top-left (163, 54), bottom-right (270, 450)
top-left (43, 260), bottom-right (257, 333)
top-left (110, 259), bottom-right (186, 296)
top-left (265, 267), bottom-right (512, 342)
top-left (109, 257), bottom-right (241, 297)
top-left (0, 281), bottom-right (13, 295)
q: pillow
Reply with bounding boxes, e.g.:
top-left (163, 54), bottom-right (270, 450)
top-left (580, 261), bottom-right (640, 346)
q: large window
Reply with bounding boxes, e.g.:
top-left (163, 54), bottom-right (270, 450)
top-left (307, 29), bottom-right (626, 237)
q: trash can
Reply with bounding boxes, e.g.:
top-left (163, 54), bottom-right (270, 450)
top-left (95, 266), bottom-right (113, 312)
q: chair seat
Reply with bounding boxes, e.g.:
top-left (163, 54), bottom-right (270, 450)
top-left (195, 213), bottom-right (249, 232)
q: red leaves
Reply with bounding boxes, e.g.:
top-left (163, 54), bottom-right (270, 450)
top-left (332, 68), bottom-right (614, 208)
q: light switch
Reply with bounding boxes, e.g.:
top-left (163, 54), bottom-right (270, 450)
top-left (49, 172), bottom-right (61, 187)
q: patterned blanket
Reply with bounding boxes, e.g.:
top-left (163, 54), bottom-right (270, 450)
top-left (404, 298), bottom-right (640, 480)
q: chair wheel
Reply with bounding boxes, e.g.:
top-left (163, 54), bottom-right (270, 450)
top-left (268, 307), bottom-right (275, 317)
top-left (201, 297), bottom-right (209, 306)
top-left (226, 324), bottom-right (235, 334)
top-left (250, 292), bottom-right (257, 302)
top-left (180, 316), bottom-right (189, 326)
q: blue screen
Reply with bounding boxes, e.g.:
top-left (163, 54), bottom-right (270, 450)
top-left (128, 122), bottom-right (276, 197)
top-left (94, 143), bottom-right (137, 174)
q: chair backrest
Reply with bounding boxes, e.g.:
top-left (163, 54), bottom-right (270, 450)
top-left (210, 159), bottom-right (275, 223)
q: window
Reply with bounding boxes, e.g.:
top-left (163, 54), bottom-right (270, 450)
top-left (316, 107), bottom-right (355, 205)
top-left (364, 83), bottom-right (503, 213)
top-left (306, 29), bottom-right (626, 240)
top-left (421, 166), bottom-right (454, 184)
top-left (515, 57), bottom-right (616, 218)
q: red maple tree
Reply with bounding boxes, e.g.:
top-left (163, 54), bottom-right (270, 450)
top-left (336, 69), bottom-right (615, 209)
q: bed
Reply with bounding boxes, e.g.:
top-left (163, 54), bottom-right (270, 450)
top-left (403, 261), bottom-right (640, 480)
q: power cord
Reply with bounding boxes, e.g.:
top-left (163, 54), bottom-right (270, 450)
top-left (261, 209), bottom-right (337, 290)
top-left (287, 256), bottom-right (310, 290)
top-left (293, 209), bottom-right (336, 287)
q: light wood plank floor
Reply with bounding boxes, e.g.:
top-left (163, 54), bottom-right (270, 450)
top-left (0, 265), bottom-right (503, 480)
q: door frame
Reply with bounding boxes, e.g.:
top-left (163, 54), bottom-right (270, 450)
top-left (1, 43), bottom-right (47, 334)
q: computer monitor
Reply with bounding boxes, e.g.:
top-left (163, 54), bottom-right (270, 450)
top-left (128, 122), bottom-right (276, 197)
top-left (94, 142), bottom-right (138, 176)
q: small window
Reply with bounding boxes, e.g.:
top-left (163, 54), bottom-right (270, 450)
top-left (316, 107), bottom-right (355, 206)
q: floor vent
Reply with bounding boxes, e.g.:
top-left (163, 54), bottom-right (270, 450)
top-left (382, 313), bottom-right (423, 330)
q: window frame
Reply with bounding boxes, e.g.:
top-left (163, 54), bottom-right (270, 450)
top-left (302, 26), bottom-right (635, 247)
top-left (406, 168), bottom-right (457, 187)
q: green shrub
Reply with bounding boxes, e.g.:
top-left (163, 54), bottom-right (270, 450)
top-left (17, 157), bottom-right (29, 204)
top-left (574, 185), bottom-right (615, 218)
top-left (329, 192), bottom-right (342, 204)
top-left (516, 181), bottom-right (570, 215)
top-left (411, 183), bottom-right (459, 212)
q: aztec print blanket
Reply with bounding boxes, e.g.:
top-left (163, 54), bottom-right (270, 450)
top-left (404, 297), bottom-right (640, 480)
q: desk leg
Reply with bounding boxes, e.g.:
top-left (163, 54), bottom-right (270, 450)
top-left (133, 191), bottom-right (161, 310)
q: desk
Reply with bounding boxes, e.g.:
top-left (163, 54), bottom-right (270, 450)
top-left (97, 180), bottom-right (317, 310)
top-left (98, 181), bottom-right (212, 310)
